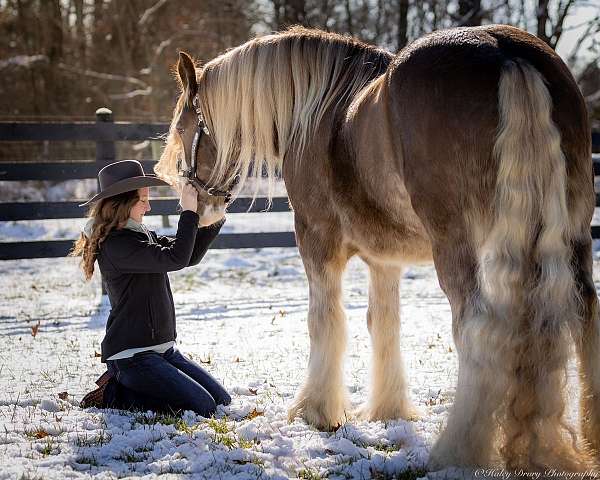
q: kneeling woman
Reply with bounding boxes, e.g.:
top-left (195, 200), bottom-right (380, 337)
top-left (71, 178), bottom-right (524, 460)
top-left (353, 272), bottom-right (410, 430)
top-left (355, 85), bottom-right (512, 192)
top-left (73, 159), bottom-right (231, 416)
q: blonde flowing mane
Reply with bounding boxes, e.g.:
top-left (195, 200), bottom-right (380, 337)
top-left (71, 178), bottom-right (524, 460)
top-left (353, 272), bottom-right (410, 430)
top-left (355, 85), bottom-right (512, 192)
top-left (158, 27), bottom-right (391, 196)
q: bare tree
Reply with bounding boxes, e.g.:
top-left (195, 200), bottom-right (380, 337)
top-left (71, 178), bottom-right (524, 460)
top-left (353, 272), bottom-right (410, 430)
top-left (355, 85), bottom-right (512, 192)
top-left (536, 0), bottom-right (577, 48)
top-left (458, 0), bottom-right (483, 25)
top-left (74, 0), bottom-right (85, 64)
top-left (0, 0), bottom-right (598, 125)
top-left (398, 0), bottom-right (410, 49)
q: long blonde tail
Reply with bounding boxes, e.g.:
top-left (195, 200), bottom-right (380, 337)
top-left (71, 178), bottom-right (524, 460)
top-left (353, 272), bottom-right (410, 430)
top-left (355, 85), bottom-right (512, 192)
top-left (479, 59), bottom-right (585, 470)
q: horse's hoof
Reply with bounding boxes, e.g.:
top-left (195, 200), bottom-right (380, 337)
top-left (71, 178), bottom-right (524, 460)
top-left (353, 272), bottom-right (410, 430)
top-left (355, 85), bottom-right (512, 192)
top-left (287, 397), bottom-right (349, 431)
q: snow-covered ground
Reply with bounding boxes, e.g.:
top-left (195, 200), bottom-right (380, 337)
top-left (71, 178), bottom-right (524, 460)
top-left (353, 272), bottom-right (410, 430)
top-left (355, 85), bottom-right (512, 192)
top-left (0, 211), bottom-right (597, 479)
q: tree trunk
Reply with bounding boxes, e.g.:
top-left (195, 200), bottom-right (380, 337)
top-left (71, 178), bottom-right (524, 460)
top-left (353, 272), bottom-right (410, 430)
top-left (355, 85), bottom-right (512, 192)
top-left (397, 0), bottom-right (409, 50)
top-left (272, 0), bottom-right (282, 29)
top-left (92, 0), bottom-right (105, 71)
top-left (344, 0), bottom-right (354, 35)
top-left (458, 0), bottom-right (482, 26)
top-left (281, 0), bottom-right (306, 28)
top-left (74, 0), bottom-right (85, 64)
top-left (536, 0), bottom-right (551, 45)
top-left (16, 0), bottom-right (35, 54)
top-left (319, 0), bottom-right (332, 29)
top-left (40, 0), bottom-right (63, 114)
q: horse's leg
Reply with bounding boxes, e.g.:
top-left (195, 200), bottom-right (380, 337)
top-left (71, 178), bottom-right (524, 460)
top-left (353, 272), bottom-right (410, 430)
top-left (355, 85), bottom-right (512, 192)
top-left (287, 217), bottom-right (350, 430)
top-left (427, 238), bottom-right (506, 469)
top-left (571, 236), bottom-right (600, 456)
top-left (358, 262), bottom-right (415, 421)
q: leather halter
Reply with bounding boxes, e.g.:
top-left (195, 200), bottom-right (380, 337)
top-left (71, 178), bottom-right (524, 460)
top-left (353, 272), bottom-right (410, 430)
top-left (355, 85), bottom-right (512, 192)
top-left (176, 97), bottom-right (238, 204)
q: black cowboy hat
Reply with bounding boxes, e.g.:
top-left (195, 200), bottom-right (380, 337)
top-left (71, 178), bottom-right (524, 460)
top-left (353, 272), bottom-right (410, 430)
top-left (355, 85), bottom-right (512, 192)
top-left (79, 160), bottom-right (170, 207)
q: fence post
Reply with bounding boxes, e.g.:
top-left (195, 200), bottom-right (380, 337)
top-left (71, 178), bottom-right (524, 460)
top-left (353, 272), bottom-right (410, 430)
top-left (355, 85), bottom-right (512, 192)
top-left (95, 107), bottom-right (115, 295)
top-left (95, 107), bottom-right (115, 171)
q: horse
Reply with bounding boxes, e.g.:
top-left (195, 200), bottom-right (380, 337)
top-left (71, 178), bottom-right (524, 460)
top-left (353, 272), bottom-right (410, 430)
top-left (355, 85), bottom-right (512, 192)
top-left (155, 25), bottom-right (599, 472)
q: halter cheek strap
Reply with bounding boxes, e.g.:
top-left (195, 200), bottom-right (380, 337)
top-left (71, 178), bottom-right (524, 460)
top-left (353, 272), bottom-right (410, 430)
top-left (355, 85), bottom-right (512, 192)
top-left (176, 99), bottom-right (238, 203)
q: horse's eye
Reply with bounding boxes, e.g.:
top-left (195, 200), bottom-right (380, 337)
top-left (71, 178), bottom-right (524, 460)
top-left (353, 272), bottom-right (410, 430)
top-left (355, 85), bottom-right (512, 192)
top-left (176, 125), bottom-right (185, 135)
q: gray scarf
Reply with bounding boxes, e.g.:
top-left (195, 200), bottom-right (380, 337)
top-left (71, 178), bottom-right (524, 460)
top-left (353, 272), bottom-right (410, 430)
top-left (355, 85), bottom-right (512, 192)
top-left (83, 218), bottom-right (155, 244)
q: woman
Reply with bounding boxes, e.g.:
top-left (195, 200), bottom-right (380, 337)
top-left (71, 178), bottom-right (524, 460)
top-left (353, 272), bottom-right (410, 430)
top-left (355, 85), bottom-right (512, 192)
top-left (73, 159), bottom-right (231, 416)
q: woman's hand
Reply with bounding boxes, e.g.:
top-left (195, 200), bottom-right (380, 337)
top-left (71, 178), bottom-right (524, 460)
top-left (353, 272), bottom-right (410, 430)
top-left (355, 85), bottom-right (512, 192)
top-left (180, 182), bottom-right (198, 212)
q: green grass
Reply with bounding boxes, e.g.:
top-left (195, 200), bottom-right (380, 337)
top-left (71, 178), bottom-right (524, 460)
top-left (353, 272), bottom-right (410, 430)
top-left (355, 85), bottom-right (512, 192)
top-left (18, 472), bottom-right (45, 480)
top-left (133, 411), bottom-right (261, 453)
top-left (134, 411), bottom-right (181, 426)
top-left (133, 410), bottom-right (212, 439)
top-left (134, 442), bottom-right (155, 453)
top-left (217, 434), bottom-right (236, 448)
top-left (399, 469), bottom-right (428, 480)
top-left (237, 437), bottom-right (256, 449)
top-left (116, 451), bottom-right (145, 463)
top-left (174, 418), bottom-right (202, 436)
top-left (371, 467), bottom-right (428, 480)
top-left (372, 443), bottom-right (402, 454)
top-left (297, 467), bottom-right (323, 480)
top-left (75, 455), bottom-right (98, 467)
top-left (40, 438), bottom-right (58, 456)
top-left (74, 430), bottom-right (111, 447)
top-left (132, 411), bottom-right (261, 453)
top-left (205, 416), bottom-right (261, 451)
top-left (207, 416), bottom-right (230, 434)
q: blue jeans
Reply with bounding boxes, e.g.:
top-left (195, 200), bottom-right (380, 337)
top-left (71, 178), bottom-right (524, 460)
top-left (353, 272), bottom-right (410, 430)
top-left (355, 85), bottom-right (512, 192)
top-left (106, 347), bottom-right (231, 417)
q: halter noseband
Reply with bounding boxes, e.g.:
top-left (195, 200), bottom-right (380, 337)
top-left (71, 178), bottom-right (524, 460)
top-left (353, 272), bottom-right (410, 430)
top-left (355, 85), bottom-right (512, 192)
top-left (176, 96), bottom-right (238, 204)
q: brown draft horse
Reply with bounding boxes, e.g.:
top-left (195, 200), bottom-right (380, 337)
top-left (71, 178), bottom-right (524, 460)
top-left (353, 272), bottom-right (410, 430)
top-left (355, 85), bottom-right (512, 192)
top-left (156, 25), bottom-right (599, 472)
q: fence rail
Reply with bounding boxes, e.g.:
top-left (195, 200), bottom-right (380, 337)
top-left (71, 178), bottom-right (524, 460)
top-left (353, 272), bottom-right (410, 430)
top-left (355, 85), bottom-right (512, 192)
top-left (0, 122), bottom-right (166, 142)
top-left (0, 197), bottom-right (291, 221)
top-left (0, 233), bottom-right (298, 261)
top-left (0, 161), bottom-right (156, 181)
top-left (1, 110), bottom-right (599, 261)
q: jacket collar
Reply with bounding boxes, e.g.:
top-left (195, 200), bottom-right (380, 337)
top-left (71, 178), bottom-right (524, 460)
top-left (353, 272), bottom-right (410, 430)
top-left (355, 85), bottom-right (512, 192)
top-left (83, 217), bottom-right (153, 243)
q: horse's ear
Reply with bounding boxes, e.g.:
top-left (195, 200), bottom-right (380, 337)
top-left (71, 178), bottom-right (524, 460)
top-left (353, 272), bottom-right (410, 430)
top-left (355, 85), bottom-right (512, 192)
top-left (177, 51), bottom-right (198, 104)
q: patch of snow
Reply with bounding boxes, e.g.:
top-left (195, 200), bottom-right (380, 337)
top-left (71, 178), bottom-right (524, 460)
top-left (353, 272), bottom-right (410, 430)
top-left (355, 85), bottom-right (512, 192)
top-left (0, 235), bottom-right (592, 478)
top-left (39, 399), bottom-right (61, 413)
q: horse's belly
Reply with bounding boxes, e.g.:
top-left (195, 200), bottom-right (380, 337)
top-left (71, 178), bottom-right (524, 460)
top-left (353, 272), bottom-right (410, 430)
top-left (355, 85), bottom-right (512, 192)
top-left (341, 193), bottom-right (433, 265)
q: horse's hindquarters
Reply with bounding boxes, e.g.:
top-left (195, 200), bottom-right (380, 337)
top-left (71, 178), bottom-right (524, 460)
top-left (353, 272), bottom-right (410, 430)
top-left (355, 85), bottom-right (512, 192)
top-left (386, 25), bottom-right (595, 470)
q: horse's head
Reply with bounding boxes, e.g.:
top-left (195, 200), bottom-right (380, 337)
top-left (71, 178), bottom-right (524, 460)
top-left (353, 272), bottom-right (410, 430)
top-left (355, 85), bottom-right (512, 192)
top-left (157, 51), bottom-right (239, 222)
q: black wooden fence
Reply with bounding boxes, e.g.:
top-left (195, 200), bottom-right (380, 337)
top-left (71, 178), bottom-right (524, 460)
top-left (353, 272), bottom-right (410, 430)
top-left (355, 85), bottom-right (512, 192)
top-left (0, 108), bottom-right (295, 260)
top-left (0, 109), bottom-right (599, 260)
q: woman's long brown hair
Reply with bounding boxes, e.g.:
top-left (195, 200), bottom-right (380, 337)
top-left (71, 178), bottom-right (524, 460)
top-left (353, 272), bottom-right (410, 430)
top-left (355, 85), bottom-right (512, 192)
top-left (70, 190), bottom-right (139, 281)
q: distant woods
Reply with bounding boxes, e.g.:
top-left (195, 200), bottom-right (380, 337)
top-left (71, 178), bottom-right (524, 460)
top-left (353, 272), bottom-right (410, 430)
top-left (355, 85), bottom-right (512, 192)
top-left (0, 0), bottom-right (599, 124)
